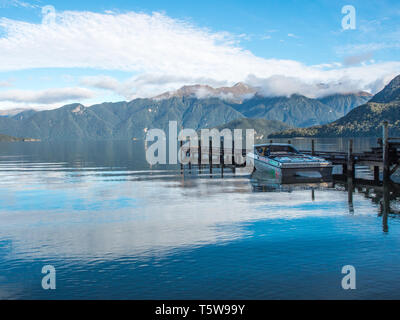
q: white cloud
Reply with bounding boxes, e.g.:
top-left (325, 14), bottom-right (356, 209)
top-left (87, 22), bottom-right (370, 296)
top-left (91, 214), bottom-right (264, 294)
top-left (337, 42), bottom-right (400, 55)
top-left (0, 80), bottom-right (12, 87)
top-left (0, 87), bottom-right (95, 104)
top-left (0, 9), bottom-right (399, 99)
top-left (80, 74), bottom-right (229, 100)
top-left (0, 0), bottom-right (38, 8)
top-left (343, 52), bottom-right (374, 66)
top-left (80, 75), bottom-right (120, 92)
top-left (246, 74), bottom-right (391, 98)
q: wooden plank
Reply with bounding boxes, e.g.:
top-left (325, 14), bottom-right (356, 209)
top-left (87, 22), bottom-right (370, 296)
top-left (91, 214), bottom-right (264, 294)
top-left (357, 161), bottom-right (383, 166)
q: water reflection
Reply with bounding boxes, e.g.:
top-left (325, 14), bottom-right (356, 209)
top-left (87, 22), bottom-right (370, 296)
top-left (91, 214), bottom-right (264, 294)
top-left (1, 139), bottom-right (400, 299)
top-left (350, 178), bottom-right (400, 233)
top-left (250, 170), bottom-right (400, 234)
top-left (250, 170), bottom-right (333, 193)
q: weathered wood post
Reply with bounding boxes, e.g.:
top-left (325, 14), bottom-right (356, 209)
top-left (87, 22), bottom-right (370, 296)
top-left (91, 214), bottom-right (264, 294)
top-left (198, 137), bottom-right (202, 173)
top-left (382, 122), bottom-right (391, 231)
top-left (382, 178), bottom-right (389, 232)
top-left (232, 137), bottom-right (236, 173)
top-left (383, 121), bottom-right (390, 181)
top-left (311, 139), bottom-right (315, 156)
top-left (342, 164), bottom-right (347, 176)
top-left (374, 166), bottom-right (380, 183)
top-left (209, 138), bottom-right (213, 174)
top-left (347, 175), bottom-right (354, 214)
top-left (188, 141), bottom-right (192, 172)
top-left (180, 140), bottom-right (183, 172)
top-left (347, 139), bottom-right (354, 179)
top-left (220, 138), bottom-right (224, 177)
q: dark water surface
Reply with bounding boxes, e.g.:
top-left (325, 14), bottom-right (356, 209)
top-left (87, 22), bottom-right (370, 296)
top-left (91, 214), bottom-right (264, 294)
top-left (1, 138), bottom-right (400, 299)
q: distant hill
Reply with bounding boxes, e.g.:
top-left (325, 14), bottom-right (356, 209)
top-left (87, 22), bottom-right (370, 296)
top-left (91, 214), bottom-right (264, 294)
top-left (153, 82), bottom-right (256, 103)
top-left (231, 94), bottom-right (343, 127)
top-left (0, 83), bottom-right (370, 141)
top-left (0, 133), bottom-right (38, 142)
top-left (212, 118), bottom-right (292, 142)
top-left (0, 134), bottom-right (22, 141)
top-left (11, 109), bottom-right (38, 120)
top-left (269, 75), bottom-right (400, 138)
top-left (317, 92), bottom-right (371, 116)
top-left (369, 75), bottom-right (400, 103)
top-left (0, 98), bottom-right (244, 140)
top-left (0, 108), bottom-right (36, 117)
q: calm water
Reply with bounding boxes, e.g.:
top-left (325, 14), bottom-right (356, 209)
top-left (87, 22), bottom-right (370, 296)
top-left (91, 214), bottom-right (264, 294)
top-left (1, 138), bottom-right (400, 299)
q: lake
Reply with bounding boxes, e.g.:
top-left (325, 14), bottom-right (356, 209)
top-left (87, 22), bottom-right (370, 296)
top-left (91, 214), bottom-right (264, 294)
top-left (1, 138), bottom-right (400, 299)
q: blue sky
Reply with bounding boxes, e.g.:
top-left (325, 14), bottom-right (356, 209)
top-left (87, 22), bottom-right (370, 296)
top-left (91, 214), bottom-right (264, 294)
top-left (0, 0), bottom-right (399, 110)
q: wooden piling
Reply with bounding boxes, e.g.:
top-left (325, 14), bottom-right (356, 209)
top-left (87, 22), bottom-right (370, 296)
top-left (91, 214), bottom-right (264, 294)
top-left (311, 139), bottom-right (315, 156)
top-left (198, 138), bottom-right (202, 172)
top-left (232, 138), bottom-right (236, 173)
top-left (382, 179), bottom-right (389, 232)
top-left (209, 138), bottom-right (213, 174)
top-left (383, 121), bottom-right (390, 180)
top-left (180, 140), bottom-right (183, 172)
top-left (347, 175), bottom-right (354, 214)
top-left (342, 163), bottom-right (347, 175)
top-left (374, 166), bottom-right (380, 183)
top-left (220, 138), bottom-right (224, 177)
top-left (188, 143), bottom-right (192, 172)
top-left (347, 139), bottom-right (354, 179)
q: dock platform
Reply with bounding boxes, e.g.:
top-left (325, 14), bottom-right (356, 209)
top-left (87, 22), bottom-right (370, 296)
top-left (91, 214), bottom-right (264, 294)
top-left (181, 122), bottom-right (400, 185)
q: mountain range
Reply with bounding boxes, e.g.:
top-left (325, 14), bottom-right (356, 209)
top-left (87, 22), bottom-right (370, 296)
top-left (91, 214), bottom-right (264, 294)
top-left (212, 118), bottom-right (292, 142)
top-left (153, 82), bottom-right (256, 103)
top-left (270, 75), bottom-right (400, 138)
top-left (0, 83), bottom-right (372, 141)
top-left (153, 83), bottom-right (371, 126)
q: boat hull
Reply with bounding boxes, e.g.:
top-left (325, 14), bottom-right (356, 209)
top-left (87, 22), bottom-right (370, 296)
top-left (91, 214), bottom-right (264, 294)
top-left (252, 157), bottom-right (333, 183)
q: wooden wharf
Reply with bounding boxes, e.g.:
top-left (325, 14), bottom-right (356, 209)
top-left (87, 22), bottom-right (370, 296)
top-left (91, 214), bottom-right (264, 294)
top-left (181, 122), bottom-right (400, 184)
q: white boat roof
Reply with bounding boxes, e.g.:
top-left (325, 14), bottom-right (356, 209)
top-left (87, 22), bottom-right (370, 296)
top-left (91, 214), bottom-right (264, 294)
top-left (253, 143), bottom-right (293, 147)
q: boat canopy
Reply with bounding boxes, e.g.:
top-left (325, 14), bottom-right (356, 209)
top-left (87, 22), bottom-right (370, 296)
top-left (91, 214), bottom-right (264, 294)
top-left (254, 144), bottom-right (299, 157)
top-left (253, 143), bottom-right (292, 147)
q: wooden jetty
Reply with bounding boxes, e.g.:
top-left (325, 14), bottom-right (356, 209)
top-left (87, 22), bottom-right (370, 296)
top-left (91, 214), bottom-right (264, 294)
top-left (299, 122), bottom-right (400, 183)
top-left (179, 138), bottom-right (249, 175)
top-left (181, 122), bottom-right (400, 184)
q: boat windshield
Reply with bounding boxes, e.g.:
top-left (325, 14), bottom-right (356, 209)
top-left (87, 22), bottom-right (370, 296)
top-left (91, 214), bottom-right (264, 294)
top-left (256, 145), bottom-right (299, 157)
